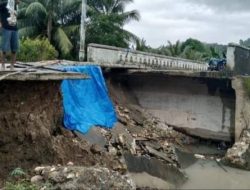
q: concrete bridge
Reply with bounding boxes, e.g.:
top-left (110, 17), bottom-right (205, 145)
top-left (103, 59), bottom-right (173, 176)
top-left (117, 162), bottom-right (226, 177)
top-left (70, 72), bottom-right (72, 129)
top-left (87, 43), bottom-right (208, 71)
top-left (87, 43), bottom-right (250, 143)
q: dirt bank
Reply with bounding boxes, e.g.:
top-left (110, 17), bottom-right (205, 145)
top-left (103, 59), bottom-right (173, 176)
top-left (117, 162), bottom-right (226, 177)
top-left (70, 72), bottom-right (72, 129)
top-left (0, 81), bottom-right (120, 186)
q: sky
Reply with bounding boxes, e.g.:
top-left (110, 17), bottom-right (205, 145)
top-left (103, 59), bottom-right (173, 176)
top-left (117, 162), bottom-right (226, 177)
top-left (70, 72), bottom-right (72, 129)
top-left (124, 0), bottom-right (250, 48)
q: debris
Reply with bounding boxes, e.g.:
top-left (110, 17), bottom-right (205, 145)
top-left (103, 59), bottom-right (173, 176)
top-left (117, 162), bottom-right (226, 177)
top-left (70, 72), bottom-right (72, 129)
top-left (108, 145), bottom-right (118, 156)
top-left (194, 154), bottom-right (206, 160)
top-left (66, 173), bottom-right (75, 179)
top-left (146, 145), bottom-right (174, 164)
top-left (90, 144), bottom-right (102, 154)
top-left (33, 166), bottom-right (136, 190)
top-left (223, 130), bottom-right (250, 170)
top-left (67, 162), bottom-right (74, 166)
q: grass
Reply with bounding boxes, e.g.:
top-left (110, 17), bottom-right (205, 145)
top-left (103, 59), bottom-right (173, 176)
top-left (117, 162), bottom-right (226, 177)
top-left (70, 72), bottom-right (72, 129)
top-left (3, 168), bottom-right (38, 190)
top-left (5, 181), bottom-right (38, 190)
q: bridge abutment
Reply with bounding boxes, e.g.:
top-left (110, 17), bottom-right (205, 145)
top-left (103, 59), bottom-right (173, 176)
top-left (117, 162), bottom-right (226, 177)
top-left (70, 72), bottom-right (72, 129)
top-left (232, 77), bottom-right (250, 141)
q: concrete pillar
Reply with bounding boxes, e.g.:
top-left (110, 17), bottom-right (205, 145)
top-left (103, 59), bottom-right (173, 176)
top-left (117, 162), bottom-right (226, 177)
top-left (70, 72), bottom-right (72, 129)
top-left (232, 77), bottom-right (250, 141)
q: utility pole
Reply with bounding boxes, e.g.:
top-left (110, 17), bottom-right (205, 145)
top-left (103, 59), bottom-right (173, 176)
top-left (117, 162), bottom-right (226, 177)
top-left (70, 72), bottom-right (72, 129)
top-left (79, 0), bottom-right (86, 61)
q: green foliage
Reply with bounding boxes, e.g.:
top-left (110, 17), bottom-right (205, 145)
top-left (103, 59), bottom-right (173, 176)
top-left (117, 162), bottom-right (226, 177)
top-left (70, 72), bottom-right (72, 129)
top-left (136, 38), bottom-right (225, 63)
top-left (182, 38), bottom-right (206, 53)
top-left (5, 181), bottom-right (38, 190)
top-left (243, 78), bottom-right (250, 98)
top-left (240, 38), bottom-right (250, 48)
top-left (4, 168), bottom-right (38, 190)
top-left (18, 0), bottom-right (82, 57)
top-left (10, 168), bottom-right (26, 178)
top-left (86, 0), bottom-right (140, 48)
top-left (17, 38), bottom-right (58, 62)
top-left (18, 0), bottom-right (140, 59)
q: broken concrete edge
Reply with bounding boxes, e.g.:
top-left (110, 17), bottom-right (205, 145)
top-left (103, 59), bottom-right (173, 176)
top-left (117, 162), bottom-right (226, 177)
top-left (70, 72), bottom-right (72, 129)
top-left (0, 72), bottom-right (89, 81)
top-left (124, 69), bottom-right (234, 79)
top-left (123, 152), bottom-right (188, 187)
top-left (169, 124), bottom-right (232, 142)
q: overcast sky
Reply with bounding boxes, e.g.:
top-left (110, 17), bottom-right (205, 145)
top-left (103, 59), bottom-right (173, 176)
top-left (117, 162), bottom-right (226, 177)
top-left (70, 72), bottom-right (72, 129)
top-left (124, 0), bottom-right (250, 47)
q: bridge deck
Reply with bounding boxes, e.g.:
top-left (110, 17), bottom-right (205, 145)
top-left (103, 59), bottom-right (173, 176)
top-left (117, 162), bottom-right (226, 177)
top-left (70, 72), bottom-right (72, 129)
top-left (124, 69), bottom-right (233, 79)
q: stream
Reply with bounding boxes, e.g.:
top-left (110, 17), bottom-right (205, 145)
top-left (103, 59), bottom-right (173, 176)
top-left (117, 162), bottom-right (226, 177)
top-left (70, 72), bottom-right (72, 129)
top-left (181, 159), bottom-right (250, 189)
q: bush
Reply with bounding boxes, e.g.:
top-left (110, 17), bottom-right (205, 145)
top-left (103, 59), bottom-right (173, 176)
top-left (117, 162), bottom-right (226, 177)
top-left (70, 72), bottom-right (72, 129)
top-left (17, 38), bottom-right (58, 62)
top-left (243, 78), bottom-right (250, 98)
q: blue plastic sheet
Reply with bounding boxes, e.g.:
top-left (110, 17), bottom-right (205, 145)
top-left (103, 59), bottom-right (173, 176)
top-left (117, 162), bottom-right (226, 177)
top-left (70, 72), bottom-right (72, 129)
top-left (61, 65), bottom-right (117, 134)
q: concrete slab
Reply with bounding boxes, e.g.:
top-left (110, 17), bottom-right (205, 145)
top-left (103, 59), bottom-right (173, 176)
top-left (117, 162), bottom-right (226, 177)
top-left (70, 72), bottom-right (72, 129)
top-left (0, 63), bottom-right (89, 81)
top-left (0, 71), bottom-right (88, 81)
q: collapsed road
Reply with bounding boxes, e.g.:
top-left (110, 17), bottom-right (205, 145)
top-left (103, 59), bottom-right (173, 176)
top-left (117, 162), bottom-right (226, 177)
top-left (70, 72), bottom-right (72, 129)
top-left (1, 48), bottom-right (250, 189)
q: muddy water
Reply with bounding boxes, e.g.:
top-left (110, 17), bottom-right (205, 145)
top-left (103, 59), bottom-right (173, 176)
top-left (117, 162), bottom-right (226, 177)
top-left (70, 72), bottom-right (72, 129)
top-left (181, 160), bottom-right (250, 190)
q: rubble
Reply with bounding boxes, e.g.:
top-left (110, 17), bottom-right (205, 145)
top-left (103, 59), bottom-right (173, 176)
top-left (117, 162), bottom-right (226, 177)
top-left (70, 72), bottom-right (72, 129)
top-left (0, 79), bottom-right (199, 189)
top-left (31, 166), bottom-right (136, 190)
top-left (223, 130), bottom-right (250, 170)
top-left (194, 154), bottom-right (206, 160)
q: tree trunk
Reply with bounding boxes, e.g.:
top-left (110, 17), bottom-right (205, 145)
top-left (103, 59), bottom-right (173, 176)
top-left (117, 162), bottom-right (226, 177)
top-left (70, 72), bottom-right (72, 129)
top-left (47, 15), bottom-right (52, 41)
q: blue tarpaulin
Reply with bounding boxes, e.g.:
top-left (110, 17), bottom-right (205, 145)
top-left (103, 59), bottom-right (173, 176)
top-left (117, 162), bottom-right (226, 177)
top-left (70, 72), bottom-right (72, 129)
top-left (61, 65), bottom-right (117, 134)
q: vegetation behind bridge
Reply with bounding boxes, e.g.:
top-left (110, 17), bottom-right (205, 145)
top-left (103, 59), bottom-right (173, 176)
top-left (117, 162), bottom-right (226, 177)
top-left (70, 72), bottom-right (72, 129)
top-left (12, 0), bottom-right (248, 62)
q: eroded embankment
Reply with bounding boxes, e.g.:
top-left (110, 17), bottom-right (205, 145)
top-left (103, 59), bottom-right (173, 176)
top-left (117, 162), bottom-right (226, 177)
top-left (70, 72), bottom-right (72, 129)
top-left (0, 81), bottom-right (121, 186)
top-left (0, 73), bottom-right (240, 189)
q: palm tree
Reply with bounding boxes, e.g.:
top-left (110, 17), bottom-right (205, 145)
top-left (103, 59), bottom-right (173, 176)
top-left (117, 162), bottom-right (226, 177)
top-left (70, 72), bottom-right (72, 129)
top-left (86, 0), bottom-right (140, 48)
top-left (18, 0), bottom-right (82, 56)
top-left (166, 40), bottom-right (183, 57)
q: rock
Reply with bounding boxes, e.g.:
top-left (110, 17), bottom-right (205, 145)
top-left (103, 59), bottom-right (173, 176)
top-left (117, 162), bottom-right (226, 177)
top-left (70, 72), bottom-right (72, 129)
top-left (66, 173), bottom-right (75, 179)
top-left (90, 144), bottom-right (102, 154)
top-left (62, 167), bottom-right (68, 173)
top-left (31, 175), bottom-right (44, 184)
top-left (223, 130), bottom-right (250, 170)
top-left (50, 167), bottom-right (56, 172)
top-left (34, 166), bottom-right (45, 174)
top-left (48, 171), bottom-right (65, 183)
top-left (124, 108), bottom-right (130, 113)
top-left (67, 162), bottom-right (74, 166)
top-left (37, 166), bottom-right (136, 190)
top-left (40, 186), bottom-right (46, 190)
top-left (194, 154), bottom-right (206, 160)
top-left (108, 146), bottom-right (118, 156)
top-left (118, 134), bottom-right (126, 146)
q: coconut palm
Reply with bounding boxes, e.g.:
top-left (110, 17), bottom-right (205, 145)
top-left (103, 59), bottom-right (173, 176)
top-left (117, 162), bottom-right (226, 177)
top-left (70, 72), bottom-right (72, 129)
top-left (86, 0), bottom-right (140, 48)
top-left (18, 0), bottom-right (82, 56)
top-left (166, 40), bottom-right (183, 57)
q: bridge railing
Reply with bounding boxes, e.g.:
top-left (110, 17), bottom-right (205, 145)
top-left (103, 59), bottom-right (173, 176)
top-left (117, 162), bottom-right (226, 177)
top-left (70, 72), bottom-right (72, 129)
top-left (87, 43), bottom-right (208, 71)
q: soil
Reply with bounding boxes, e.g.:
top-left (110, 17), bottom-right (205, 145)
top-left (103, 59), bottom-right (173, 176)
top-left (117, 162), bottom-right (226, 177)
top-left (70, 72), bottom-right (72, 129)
top-left (0, 81), bottom-right (120, 186)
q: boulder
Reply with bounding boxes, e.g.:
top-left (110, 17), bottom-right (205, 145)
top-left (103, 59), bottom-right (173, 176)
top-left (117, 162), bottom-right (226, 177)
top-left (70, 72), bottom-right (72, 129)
top-left (223, 130), bottom-right (250, 170)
